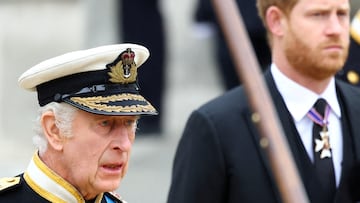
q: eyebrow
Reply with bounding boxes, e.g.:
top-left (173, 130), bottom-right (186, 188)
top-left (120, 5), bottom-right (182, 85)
top-left (307, 3), bottom-right (350, 11)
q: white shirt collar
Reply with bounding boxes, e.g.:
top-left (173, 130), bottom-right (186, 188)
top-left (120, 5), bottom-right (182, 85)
top-left (270, 64), bottom-right (341, 122)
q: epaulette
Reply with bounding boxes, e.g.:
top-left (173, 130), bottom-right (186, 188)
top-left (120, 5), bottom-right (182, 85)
top-left (0, 177), bottom-right (21, 193)
top-left (351, 9), bottom-right (360, 44)
top-left (105, 191), bottom-right (127, 203)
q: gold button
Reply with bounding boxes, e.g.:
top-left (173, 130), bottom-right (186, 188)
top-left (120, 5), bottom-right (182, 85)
top-left (6, 178), bottom-right (15, 183)
top-left (347, 70), bottom-right (359, 84)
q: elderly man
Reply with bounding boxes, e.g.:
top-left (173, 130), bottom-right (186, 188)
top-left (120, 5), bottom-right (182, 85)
top-left (0, 43), bottom-right (157, 202)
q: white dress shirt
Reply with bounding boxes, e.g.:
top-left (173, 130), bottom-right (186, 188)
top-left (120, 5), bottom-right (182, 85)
top-left (271, 64), bottom-right (342, 186)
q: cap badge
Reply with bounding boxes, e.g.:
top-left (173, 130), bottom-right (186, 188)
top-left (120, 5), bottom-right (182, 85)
top-left (107, 48), bottom-right (137, 84)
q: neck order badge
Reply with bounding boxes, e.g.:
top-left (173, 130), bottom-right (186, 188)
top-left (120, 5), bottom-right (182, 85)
top-left (307, 99), bottom-right (332, 159)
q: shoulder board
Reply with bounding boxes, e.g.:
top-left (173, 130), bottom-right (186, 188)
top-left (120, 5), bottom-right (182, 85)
top-left (105, 191), bottom-right (127, 203)
top-left (0, 177), bottom-right (21, 192)
top-left (351, 9), bottom-right (360, 44)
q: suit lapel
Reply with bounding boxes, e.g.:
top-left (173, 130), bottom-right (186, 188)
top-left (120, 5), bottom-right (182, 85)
top-left (264, 71), bottom-right (325, 201)
top-left (246, 71), bottom-right (360, 202)
top-left (336, 81), bottom-right (360, 163)
top-left (246, 70), bottom-right (326, 202)
top-left (331, 80), bottom-right (360, 202)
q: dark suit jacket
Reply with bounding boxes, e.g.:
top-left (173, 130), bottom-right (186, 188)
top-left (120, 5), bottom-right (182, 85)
top-left (167, 70), bottom-right (360, 203)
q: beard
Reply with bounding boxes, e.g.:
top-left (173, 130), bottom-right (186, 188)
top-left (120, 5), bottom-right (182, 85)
top-left (284, 26), bottom-right (349, 80)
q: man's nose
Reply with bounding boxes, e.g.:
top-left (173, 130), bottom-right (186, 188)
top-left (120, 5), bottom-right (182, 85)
top-left (325, 14), bottom-right (347, 36)
top-left (110, 127), bottom-right (133, 152)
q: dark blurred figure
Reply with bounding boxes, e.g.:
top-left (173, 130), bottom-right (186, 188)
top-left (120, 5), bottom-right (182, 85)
top-left (194, 0), bottom-right (271, 90)
top-left (337, 9), bottom-right (360, 86)
top-left (118, 0), bottom-right (166, 135)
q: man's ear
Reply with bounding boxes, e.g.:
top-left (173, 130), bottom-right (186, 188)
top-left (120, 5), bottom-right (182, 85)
top-left (266, 6), bottom-right (287, 37)
top-left (41, 111), bottom-right (64, 151)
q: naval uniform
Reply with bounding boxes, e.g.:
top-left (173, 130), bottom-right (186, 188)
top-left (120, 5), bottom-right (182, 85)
top-left (1, 44), bottom-right (158, 203)
top-left (0, 152), bottom-right (126, 203)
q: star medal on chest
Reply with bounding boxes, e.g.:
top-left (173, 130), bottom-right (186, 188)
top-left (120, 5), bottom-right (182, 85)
top-left (307, 104), bottom-right (332, 159)
top-left (314, 126), bottom-right (331, 159)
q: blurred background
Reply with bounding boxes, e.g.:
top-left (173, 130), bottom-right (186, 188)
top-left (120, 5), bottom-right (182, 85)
top-left (0, 1), bottom-right (359, 203)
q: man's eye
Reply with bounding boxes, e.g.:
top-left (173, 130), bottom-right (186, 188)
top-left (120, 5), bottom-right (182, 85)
top-left (312, 12), bottom-right (326, 17)
top-left (100, 120), bottom-right (111, 127)
top-left (127, 120), bottom-right (134, 126)
top-left (92, 119), bottom-right (113, 135)
top-left (125, 120), bottom-right (135, 127)
top-left (337, 11), bottom-right (349, 18)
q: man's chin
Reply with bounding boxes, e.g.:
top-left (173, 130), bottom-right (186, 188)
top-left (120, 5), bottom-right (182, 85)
top-left (94, 176), bottom-right (122, 190)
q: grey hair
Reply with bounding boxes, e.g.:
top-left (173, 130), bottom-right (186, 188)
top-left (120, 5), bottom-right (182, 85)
top-left (33, 102), bottom-right (78, 154)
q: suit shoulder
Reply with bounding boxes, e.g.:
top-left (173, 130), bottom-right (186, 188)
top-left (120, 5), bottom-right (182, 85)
top-left (198, 86), bottom-right (248, 114)
top-left (0, 177), bottom-right (21, 194)
top-left (337, 79), bottom-right (360, 94)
